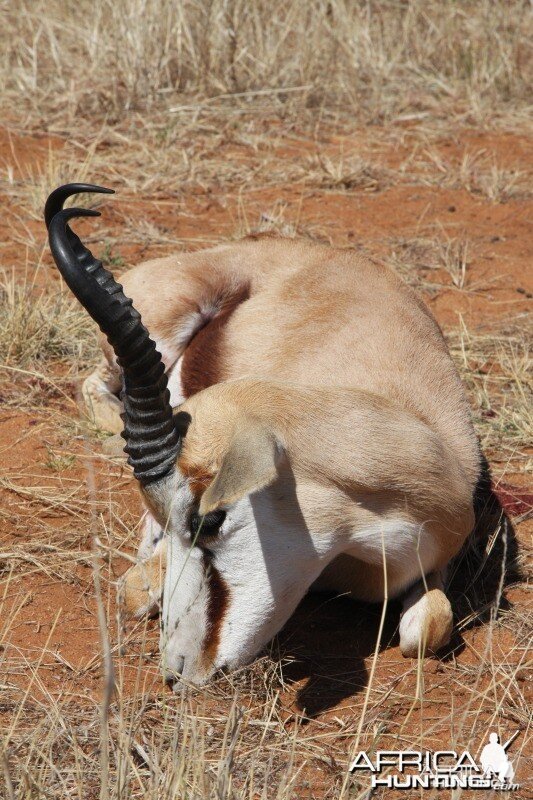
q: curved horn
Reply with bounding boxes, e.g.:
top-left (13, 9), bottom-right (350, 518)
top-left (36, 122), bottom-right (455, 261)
top-left (44, 183), bottom-right (115, 229)
top-left (45, 183), bottom-right (115, 265)
top-left (48, 206), bottom-right (180, 486)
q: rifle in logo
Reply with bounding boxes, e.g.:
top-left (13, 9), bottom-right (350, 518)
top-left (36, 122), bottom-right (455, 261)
top-left (503, 730), bottom-right (520, 751)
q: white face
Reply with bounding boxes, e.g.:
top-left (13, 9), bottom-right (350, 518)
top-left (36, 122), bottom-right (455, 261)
top-left (155, 476), bottom-right (342, 687)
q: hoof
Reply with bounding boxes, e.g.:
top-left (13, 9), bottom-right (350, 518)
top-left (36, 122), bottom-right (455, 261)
top-left (399, 588), bottom-right (453, 658)
top-left (82, 370), bottom-right (124, 434)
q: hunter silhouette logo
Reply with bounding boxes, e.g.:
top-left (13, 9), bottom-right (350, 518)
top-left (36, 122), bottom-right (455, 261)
top-left (349, 730), bottom-right (521, 791)
top-left (480, 731), bottom-right (518, 783)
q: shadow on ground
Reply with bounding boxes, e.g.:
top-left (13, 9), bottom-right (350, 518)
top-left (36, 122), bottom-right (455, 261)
top-left (274, 592), bottom-right (400, 718)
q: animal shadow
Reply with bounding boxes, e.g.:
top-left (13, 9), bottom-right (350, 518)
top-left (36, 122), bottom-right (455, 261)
top-left (447, 455), bottom-right (523, 631)
top-left (273, 591), bottom-right (401, 719)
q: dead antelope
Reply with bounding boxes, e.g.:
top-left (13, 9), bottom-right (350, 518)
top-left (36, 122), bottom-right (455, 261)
top-left (45, 183), bottom-right (480, 688)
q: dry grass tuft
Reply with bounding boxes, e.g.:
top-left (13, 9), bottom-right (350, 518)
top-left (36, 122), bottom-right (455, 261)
top-left (388, 235), bottom-right (472, 292)
top-left (0, 268), bottom-right (97, 372)
top-left (415, 148), bottom-right (532, 202)
top-left (459, 154), bottom-right (530, 203)
top-left (310, 151), bottom-right (392, 192)
top-left (448, 319), bottom-right (533, 462)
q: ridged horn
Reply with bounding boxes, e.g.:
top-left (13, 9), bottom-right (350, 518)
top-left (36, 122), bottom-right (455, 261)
top-left (47, 202), bottom-right (180, 486)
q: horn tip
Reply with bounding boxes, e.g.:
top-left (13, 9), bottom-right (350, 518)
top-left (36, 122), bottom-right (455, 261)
top-left (44, 183), bottom-right (114, 228)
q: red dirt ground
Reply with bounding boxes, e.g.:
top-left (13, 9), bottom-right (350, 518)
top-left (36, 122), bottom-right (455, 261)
top-left (1, 123), bottom-right (531, 797)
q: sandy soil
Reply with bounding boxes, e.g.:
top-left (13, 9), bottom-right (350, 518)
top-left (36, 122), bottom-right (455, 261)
top-left (1, 122), bottom-right (531, 798)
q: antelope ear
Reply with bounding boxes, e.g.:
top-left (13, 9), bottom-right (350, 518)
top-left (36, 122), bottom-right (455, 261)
top-left (199, 423), bottom-right (281, 515)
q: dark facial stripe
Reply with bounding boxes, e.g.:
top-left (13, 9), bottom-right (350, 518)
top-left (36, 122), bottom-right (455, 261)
top-left (201, 550), bottom-right (229, 669)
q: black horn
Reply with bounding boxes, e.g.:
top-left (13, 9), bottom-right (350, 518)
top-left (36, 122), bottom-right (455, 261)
top-left (44, 183), bottom-right (114, 229)
top-left (47, 196), bottom-right (180, 486)
top-left (44, 183), bottom-right (115, 265)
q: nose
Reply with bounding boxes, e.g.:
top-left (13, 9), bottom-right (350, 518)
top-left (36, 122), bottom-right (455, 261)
top-left (163, 655), bottom-right (185, 690)
top-left (164, 673), bottom-right (177, 690)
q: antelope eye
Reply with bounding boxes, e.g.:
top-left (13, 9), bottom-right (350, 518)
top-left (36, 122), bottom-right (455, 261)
top-left (189, 510), bottom-right (227, 538)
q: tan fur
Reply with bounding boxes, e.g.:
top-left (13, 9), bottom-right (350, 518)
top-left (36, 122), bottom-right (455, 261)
top-left (399, 572), bottom-right (454, 657)
top-left (123, 547), bottom-right (166, 618)
top-left (199, 421), bottom-right (279, 515)
top-left (178, 380), bottom-right (475, 576)
top-left (88, 236), bottom-right (480, 641)
top-left (423, 588), bottom-right (454, 653)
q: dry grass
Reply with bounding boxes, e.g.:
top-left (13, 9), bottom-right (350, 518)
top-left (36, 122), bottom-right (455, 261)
top-left (1, 1), bottom-right (532, 798)
top-left (389, 235), bottom-right (473, 292)
top-left (410, 147), bottom-right (532, 202)
top-left (1, 272), bottom-right (531, 800)
top-left (310, 151), bottom-right (392, 193)
top-left (448, 320), bottom-right (533, 464)
top-left (0, 268), bottom-right (97, 372)
top-left (0, 0), bottom-right (531, 131)
top-left (2, 571), bottom-right (531, 799)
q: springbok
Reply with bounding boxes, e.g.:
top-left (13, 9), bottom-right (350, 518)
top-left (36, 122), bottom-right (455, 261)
top-left (46, 183), bottom-right (480, 687)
